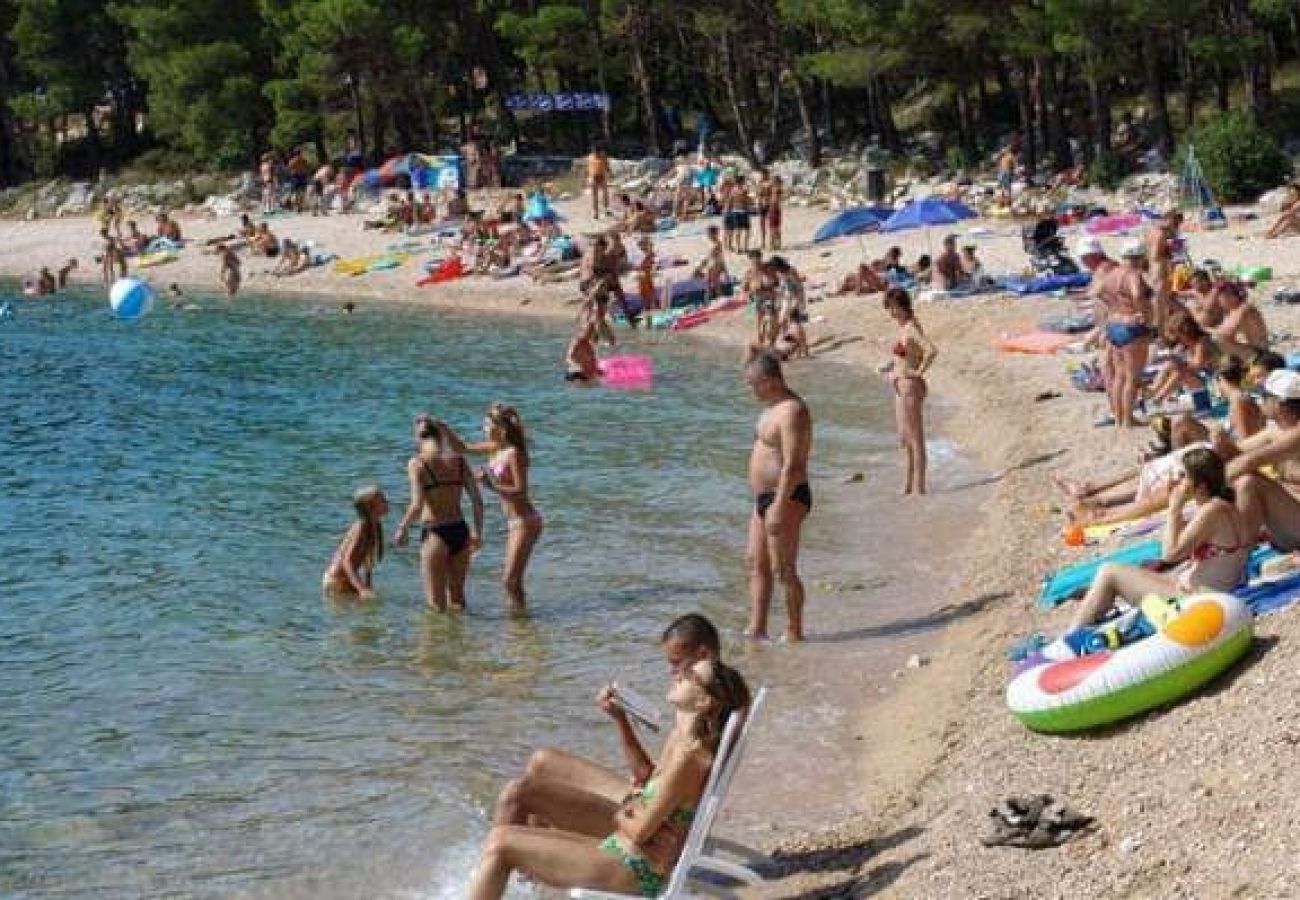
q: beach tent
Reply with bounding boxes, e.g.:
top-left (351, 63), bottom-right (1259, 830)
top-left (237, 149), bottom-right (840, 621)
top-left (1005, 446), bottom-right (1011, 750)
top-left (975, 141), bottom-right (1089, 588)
top-left (362, 153), bottom-right (464, 191)
top-left (523, 192), bottom-right (565, 223)
top-left (813, 206), bottom-right (892, 243)
top-left (1178, 145), bottom-right (1226, 230)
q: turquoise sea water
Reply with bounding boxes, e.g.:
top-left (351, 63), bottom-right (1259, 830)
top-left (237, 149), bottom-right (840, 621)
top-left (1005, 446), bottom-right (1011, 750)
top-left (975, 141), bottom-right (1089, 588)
top-left (0, 290), bottom-right (933, 898)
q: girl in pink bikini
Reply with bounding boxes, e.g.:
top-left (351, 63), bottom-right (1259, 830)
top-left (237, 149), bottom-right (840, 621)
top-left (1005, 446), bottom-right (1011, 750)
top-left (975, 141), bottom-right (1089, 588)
top-left (882, 287), bottom-right (938, 495)
top-left (451, 404), bottom-right (545, 615)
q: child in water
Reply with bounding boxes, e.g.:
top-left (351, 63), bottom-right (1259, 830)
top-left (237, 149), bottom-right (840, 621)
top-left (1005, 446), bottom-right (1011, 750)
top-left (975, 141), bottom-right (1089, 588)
top-left (323, 486), bottom-right (389, 598)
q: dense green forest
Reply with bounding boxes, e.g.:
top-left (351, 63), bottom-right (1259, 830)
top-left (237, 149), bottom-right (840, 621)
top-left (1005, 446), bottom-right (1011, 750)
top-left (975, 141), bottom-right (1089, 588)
top-left (1, 0), bottom-right (1298, 184)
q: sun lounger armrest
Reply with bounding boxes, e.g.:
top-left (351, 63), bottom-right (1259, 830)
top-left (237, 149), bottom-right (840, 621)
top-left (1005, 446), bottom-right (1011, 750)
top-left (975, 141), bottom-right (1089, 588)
top-left (688, 854), bottom-right (766, 885)
top-left (701, 836), bottom-right (770, 867)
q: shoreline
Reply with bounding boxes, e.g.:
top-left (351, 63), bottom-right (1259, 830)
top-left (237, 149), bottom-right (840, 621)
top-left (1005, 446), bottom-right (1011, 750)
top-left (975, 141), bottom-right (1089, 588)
top-left (8, 201), bottom-right (1300, 896)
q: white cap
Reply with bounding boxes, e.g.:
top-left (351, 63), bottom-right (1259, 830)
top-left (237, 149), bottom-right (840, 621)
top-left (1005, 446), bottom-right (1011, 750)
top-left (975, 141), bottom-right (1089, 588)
top-left (1120, 240), bottom-right (1147, 259)
top-left (1074, 236), bottom-right (1104, 258)
top-left (1264, 369), bottom-right (1300, 401)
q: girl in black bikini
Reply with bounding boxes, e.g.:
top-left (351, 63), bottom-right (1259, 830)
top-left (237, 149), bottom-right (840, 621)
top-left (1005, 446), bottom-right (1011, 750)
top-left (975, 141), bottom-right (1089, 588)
top-left (395, 416), bottom-right (485, 612)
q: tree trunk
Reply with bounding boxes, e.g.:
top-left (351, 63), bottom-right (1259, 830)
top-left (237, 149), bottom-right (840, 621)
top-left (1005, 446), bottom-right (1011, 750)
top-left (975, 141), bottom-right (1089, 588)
top-left (874, 76), bottom-right (900, 151)
top-left (790, 69), bottom-right (820, 166)
top-left (1045, 56), bottom-right (1072, 167)
top-left (589, 0), bottom-right (612, 144)
top-left (1017, 61), bottom-right (1038, 174)
top-left (954, 79), bottom-right (975, 165)
top-left (1084, 49), bottom-right (1111, 158)
top-left (369, 97), bottom-right (386, 163)
top-left (626, 13), bottom-right (664, 155)
top-left (1142, 34), bottom-right (1172, 154)
top-left (718, 27), bottom-right (751, 160)
top-left (1180, 29), bottom-right (1198, 131)
top-left (0, 49), bottom-right (14, 185)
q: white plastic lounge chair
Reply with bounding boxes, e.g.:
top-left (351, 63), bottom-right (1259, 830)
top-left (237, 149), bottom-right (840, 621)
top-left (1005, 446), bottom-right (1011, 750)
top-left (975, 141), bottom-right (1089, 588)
top-left (571, 686), bottom-right (769, 899)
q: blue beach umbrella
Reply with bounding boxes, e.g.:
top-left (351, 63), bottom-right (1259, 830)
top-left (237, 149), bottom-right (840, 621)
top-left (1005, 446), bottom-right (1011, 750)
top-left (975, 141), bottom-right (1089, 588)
top-left (813, 206), bottom-right (892, 243)
top-left (882, 196), bottom-right (979, 253)
top-left (882, 196), bottom-right (978, 233)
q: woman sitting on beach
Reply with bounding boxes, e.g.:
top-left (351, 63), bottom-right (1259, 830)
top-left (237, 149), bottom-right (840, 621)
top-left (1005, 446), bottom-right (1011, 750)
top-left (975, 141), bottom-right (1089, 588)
top-left (834, 260), bottom-right (889, 296)
top-left (395, 416), bottom-right (485, 612)
top-left (447, 404), bottom-right (545, 615)
top-left (467, 658), bottom-right (750, 899)
top-left (273, 239), bottom-right (308, 277)
top-left (322, 486), bottom-right (389, 599)
top-left (881, 287), bottom-right (937, 495)
top-left (254, 222), bottom-right (280, 257)
top-left (1146, 312), bottom-right (1218, 407)
top-left (912, 254), bottom-right (933, 286)
top-left (122, 220), bottom-right (148, 255)
top-left (1050, 449), bottom-right (1250, 657)
top-left (1266, 183), bottom-right (1300, 239)
top-left (1180, 269), bottom-right (1223, 328)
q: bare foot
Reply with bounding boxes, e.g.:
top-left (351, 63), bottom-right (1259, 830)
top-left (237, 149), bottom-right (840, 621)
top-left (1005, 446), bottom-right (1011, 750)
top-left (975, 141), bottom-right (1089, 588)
top-left (1050, 470), bottom-right (1088, 500)
top-left (743, 628), bottom-right (770, 642)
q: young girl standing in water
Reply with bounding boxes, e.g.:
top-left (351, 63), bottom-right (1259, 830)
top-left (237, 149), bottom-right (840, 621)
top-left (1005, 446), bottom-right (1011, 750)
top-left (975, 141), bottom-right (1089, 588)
top-left (449, 404), bottom-right (545, 615)
top-left (323, 486), bottom-right (389, 598)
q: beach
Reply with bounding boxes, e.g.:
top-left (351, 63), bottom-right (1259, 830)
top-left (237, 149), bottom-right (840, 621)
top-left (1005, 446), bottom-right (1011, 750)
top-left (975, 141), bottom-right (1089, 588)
top-left (7, 196), bottom-right (1300, 898)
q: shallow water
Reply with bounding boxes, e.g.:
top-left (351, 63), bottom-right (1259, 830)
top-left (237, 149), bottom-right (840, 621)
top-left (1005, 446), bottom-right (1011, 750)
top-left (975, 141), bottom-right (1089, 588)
top-left (0, 290), bottom-right (983, 897)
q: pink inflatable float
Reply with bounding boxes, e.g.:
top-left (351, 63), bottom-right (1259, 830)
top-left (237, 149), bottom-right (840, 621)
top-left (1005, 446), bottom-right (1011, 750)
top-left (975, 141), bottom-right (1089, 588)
top-left (598, 355), bottom-right (654, 389)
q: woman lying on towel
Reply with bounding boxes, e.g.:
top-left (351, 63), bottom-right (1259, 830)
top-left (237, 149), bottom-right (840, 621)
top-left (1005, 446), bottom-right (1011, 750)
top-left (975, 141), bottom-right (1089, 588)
top-left (466, 659), bottom-right (750, 899)
top-left (1046, 448), bottom-right (1249, 659)
top-left (1051, 416), bottom-right (1211, 528)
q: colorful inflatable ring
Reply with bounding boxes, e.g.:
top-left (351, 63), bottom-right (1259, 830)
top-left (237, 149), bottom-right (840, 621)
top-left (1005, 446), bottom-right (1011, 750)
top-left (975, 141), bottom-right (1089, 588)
top-left (1007, 592), bottom-right (1253, 733)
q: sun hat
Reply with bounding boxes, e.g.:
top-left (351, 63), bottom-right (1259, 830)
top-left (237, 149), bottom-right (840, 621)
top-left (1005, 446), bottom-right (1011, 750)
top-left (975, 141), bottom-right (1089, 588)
top-left (1074, 236), bottom-right (1104, 258)
top-left (1263, 369), bottom-right (1300, 401)
top-left (1120, 240), bottom-right (1146, 259)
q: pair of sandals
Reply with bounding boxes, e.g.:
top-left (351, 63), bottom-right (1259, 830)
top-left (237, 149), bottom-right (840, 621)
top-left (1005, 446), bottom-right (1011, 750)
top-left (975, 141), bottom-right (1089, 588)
top-left (980, 795), bottom-right (1095, 849)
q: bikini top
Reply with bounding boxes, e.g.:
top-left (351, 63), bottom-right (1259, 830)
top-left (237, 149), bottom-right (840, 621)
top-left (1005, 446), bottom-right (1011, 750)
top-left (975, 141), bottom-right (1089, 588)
top-left (421, 456), bottom-right (465, 493)
top-left (892, 339), bottom-right (909, 358)
top-left (1188, 501), bottom-right (1248, 563)
top-left (633, 777), bottom-right (696, 828)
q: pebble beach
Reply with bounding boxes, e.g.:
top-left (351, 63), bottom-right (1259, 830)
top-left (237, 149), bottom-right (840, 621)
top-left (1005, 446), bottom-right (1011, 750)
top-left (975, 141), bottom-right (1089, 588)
top-left (6, 190), bottom-right (1300, 898)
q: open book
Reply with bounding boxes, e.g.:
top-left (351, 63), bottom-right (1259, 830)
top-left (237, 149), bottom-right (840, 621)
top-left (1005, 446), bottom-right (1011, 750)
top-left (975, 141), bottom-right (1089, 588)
top-left (610, 682), bottom-right (663, 732)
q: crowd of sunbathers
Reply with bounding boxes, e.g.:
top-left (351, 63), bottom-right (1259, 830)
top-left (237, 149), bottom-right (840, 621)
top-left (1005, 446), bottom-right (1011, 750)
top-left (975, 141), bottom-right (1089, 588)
top-left (1035, 210), bottom-right (1300, 661)
top-left (834, 236), bottom-right (991, 297)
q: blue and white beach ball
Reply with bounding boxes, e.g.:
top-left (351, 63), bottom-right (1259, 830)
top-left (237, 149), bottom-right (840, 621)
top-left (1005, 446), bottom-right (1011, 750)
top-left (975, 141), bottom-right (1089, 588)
top-left (108, 277), bottom-right (156, 322)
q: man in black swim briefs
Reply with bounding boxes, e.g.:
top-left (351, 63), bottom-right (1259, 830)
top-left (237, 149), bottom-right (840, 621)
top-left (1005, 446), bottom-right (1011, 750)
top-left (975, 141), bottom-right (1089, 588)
top-left (744, 346), bottom-right (813, 642)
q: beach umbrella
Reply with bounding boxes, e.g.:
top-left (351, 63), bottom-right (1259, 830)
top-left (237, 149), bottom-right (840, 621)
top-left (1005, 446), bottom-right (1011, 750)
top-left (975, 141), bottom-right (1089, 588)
top-left (813, 206), bottom-right (892, 243)
top-left (881, 196), bottom-right (978, 253)
top-left (881, 196), bottom-right (978, 233)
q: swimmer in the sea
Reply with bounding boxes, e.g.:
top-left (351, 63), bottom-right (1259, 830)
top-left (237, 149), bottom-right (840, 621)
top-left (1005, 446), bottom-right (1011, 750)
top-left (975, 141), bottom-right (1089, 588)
top-left (565, 322), bottom-right (601, 384)
top-left (323, 485), bottom-right (389, 599)
top-left (217, 243), bottom-right (241, 297)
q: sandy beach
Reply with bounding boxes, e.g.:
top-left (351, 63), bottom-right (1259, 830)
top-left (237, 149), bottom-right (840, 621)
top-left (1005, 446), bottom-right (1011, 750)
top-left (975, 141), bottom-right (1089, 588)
top-left (8, 196), bottom-right (1300, 898)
